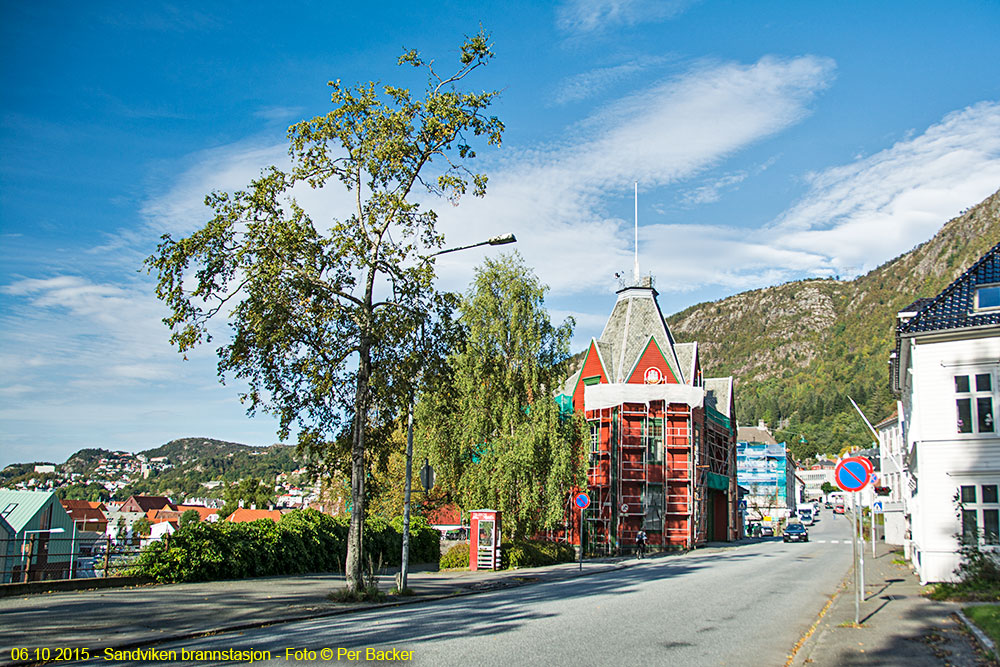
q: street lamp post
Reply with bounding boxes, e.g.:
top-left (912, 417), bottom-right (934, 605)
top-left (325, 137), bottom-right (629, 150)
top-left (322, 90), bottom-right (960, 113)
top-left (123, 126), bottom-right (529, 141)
top-left (397, 232), bottom-right (517, 592)
top-left (20, 527), bottom-right (65, 583)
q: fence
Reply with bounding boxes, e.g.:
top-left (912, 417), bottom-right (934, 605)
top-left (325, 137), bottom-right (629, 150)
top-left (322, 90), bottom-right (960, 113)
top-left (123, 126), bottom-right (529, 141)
top-left (0, 535), bottom-right (145, 584)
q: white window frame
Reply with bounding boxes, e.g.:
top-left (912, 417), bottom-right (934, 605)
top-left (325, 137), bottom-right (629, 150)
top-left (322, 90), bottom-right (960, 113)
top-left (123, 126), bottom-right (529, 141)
top-left (974, 283), bottom-right (1000, 312)
top-left (959, 482), bottom-right (1000, 548)
top-left (954, 369), bottom-right (997, 436)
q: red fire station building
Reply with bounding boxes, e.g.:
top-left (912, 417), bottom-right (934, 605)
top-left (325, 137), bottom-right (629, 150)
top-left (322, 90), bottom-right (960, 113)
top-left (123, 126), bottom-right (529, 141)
top-left (558, 277), bottom-right (738, 554)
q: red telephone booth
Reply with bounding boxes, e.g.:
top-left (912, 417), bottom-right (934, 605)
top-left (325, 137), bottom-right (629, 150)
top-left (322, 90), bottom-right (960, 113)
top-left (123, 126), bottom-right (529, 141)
top-left (469, 509), bottom-right (501, 571)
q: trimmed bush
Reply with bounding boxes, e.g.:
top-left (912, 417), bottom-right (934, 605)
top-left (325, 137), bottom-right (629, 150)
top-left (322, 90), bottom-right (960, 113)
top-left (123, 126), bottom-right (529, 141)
top-left (502, 539), bottom-right (576, 569)
top-left (440, 542), bottom-right (470, 569)
top-left (127, 509), bottom-right (439, 583)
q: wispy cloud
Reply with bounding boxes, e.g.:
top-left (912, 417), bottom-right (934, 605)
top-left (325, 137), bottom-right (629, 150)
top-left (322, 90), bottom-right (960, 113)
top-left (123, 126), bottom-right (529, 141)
top-left (769, 101), bottom-right (1000, 277)
top-left (430, 55), bottom-right (835, 295)
top-left (557, 0), bottom-right (698, 34)
top-left (551, 56), bottom-right (673, 105)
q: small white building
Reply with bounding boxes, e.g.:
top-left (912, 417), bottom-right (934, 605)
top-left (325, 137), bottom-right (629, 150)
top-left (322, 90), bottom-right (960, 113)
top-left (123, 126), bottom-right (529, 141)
top-left (891, 242), bottom-right (1000, 583)
top-left (875, 412), bottom-right (909, 547)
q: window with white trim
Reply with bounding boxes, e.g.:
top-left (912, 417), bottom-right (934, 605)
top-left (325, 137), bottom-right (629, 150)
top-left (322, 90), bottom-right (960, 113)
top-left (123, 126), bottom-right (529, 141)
top-left (960, 483), bottom-right (1000, 546)
top-left (975, 284), bottom-right (1000, 311)
top-left (589, 422), bottom-right (600, 459)
top-left (955, 372), bottom-right (995, 434)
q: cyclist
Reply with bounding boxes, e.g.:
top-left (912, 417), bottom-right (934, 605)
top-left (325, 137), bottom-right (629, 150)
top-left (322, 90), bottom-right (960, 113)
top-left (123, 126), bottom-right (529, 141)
top-left (636, 530), bottom-right (647, 559)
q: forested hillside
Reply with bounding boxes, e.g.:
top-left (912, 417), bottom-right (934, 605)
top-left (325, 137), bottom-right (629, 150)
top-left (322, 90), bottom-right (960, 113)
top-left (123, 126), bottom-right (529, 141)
top-left (668, 187), bottom-right (1000, 458)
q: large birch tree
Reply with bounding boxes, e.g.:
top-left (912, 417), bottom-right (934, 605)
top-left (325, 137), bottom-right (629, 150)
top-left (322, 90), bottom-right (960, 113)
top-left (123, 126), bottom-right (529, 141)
top-left (146, 31), bottom-right (502, 591)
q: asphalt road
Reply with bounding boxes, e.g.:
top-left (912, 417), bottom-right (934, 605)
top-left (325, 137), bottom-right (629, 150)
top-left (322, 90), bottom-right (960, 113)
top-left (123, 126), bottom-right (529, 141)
top-left (88, 513), bottom-right (855, 667)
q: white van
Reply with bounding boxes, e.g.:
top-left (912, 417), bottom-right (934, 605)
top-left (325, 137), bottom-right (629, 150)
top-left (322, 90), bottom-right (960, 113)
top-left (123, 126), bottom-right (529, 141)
top-left (798, 507), bottom-right (814, 525)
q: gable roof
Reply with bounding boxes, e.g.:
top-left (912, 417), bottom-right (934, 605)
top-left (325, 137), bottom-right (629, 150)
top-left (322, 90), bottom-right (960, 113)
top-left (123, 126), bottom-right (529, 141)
top-left (0, 490), bottom-right (62, 533)
top-left (674, 342), bottom-right (698, 386)
top-left (598, 285), bottom-right (684, 383)
top-left (899, 241), bottom-right (1000, 335)
top-left (704, 377), bottom-right (734, 417)
top-left (122, 495), bottom-right (176, 513)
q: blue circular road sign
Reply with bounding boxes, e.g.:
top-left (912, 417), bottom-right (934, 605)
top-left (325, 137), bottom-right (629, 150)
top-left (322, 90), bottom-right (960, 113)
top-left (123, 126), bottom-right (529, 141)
top-left (575, 492), bottom-right (591, 510)
top-left (835, 457), bottom-right (871, 492)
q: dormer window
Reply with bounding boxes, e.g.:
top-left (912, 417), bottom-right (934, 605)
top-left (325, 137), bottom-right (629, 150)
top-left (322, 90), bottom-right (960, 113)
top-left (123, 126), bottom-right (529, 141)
top-left (976, 285), bottom-right (1000, 311)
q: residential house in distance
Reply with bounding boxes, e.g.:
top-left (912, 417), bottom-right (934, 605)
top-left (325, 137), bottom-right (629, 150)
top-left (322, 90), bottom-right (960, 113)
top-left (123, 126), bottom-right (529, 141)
top-left (0, 489), bottom-right (75, 583)
top-left (796, 458), bottom-right (836, 502)
top-left (891, 241), bottom-right (1000, 583)
top-left (736, 425), bottom-right (798, 523)
top-left (558, 275), bottom-right (738, 554)
top-left (59, 500), bottom-right (108, 533)
top-left (875, 412), bottom-right (909, 547)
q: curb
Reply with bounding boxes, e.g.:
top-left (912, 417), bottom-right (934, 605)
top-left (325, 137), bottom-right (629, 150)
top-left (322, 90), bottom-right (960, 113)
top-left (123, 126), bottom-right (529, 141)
top-left (955, 607), bottom-right (998, 661)
top-left (1, 561), bottom-right (632, 667)
top-left (786, 571), bottom-right (851, 666)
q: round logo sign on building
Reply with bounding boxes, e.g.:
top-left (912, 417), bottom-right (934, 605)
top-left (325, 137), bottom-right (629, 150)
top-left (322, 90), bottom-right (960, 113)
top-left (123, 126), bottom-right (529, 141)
top-left (644, 367), bottom-right (663, 384)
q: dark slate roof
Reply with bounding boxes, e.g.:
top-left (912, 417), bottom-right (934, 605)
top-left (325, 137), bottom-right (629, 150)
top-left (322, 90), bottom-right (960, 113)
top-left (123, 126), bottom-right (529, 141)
top-left (598, 286), bottom-right (683, 383)
top-left (899, 242), bottom-right (1000, 335)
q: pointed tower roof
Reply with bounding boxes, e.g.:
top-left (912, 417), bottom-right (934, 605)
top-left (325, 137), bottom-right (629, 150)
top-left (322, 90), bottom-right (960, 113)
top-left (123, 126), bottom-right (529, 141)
top-left (598, 279), bottom-right (684, 384)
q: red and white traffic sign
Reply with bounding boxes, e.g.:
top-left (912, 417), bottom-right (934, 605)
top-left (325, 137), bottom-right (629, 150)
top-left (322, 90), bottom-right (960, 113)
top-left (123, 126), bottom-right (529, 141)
top-left (835, 457), bottom-right (871, 492)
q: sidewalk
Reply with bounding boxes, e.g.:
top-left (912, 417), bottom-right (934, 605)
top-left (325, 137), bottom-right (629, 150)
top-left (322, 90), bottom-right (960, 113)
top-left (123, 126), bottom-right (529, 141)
top-left (0, 557), bottom-right (630, 666)
top-left (790, 540), bottom-right (995, 666)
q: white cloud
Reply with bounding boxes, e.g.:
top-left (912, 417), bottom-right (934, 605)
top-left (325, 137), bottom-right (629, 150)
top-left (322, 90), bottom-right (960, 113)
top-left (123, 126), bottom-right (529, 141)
top-left (551, 56), bottom-right (672, 105)
top-left (768, 101), bottom-right (1000, 277)
top-left (429, 55), bottom-right (835, 296)
top-left (557, 0), bottom-right (697, 34)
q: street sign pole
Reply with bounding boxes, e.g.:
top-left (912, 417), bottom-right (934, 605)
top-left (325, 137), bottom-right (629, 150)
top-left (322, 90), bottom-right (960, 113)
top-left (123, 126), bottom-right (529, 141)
top-left (574, 493), bottom-right (591, 572)
top-left (852, 493), bottom-right (860, 625)
top-left (871, 495), bottom-right (876, 558)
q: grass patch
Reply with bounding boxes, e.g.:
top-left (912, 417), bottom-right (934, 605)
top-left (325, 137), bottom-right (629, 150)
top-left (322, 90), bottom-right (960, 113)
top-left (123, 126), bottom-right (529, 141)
top-left (327, 586), bottom-right (386, 603)
top-left (892, 557), bottom-right (909, 566)
top-left (963, 605), bottom-right (1000, 646)
top-left (927, 581), bottom-right (1000, 602)
top-left (837, 621), bottom-right (864, 628)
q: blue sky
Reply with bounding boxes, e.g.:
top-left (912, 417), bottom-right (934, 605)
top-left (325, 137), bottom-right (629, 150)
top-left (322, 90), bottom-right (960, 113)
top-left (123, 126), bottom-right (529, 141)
top-left (2, 1), bottom-right (1000, 469)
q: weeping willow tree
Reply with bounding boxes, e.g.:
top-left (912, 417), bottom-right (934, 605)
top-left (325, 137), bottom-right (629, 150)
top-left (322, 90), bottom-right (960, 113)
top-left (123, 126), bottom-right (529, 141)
top-left (417, 252), bottom-right (587, 539)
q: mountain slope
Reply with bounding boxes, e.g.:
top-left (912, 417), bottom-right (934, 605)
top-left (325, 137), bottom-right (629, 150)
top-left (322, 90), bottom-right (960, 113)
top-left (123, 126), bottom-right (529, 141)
top-left (667, 187), bottom-right (1000, 457)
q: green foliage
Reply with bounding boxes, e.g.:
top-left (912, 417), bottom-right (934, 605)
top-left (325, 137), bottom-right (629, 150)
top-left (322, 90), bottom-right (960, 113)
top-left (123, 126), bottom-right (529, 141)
top-left (127, 509), bottom-right (439, 583)
top-left (132, 517), bottom-right (152, 537)
top-left (221, 477), bottom-right (275, 515)
top-left (501, 539), bottom-right (576, 569)
top-left (416, 252), bottom-right (588, 539)
top-left (439, 542), bottom-right (470, 569)
top-left (821, 481), bottom-right (837, 495)
top-left (179, 509), bottom-right (201, 527)
top-left (144, 30), bottom-right (503, 590)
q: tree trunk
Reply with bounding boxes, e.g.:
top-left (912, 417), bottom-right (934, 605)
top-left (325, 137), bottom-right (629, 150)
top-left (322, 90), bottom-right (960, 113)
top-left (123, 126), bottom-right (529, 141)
top-left (345, 336), bottom-right (371, 591)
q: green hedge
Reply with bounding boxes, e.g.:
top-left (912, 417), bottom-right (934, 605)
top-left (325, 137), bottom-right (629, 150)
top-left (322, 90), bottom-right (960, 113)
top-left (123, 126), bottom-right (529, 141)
top-left (128, 509), bottom-right (440, 583)
top-left (502, 539), bottom-right (576, 569)
top-left (440, 542), bottom-right (470, 569)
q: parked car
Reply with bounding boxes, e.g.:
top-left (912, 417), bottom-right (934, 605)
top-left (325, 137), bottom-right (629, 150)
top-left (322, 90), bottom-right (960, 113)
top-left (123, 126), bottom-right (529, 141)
top-left (825, 501), bottom-right (833, 509)
top-left (760, 525), bottom-right (774, 537)
top-left (834, 504), bottom-right (845, 514)
top-left (783, 523), bottom-right (809, 543)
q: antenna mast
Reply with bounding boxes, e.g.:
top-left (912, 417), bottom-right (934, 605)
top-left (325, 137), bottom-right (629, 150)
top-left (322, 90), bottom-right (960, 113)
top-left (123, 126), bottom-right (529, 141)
top-left (633, 182), bottom-right (639, 284)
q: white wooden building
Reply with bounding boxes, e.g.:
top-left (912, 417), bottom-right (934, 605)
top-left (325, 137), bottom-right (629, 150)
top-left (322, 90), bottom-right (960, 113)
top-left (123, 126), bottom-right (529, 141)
top-left (891, 242), bottom-right (1000, 583)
